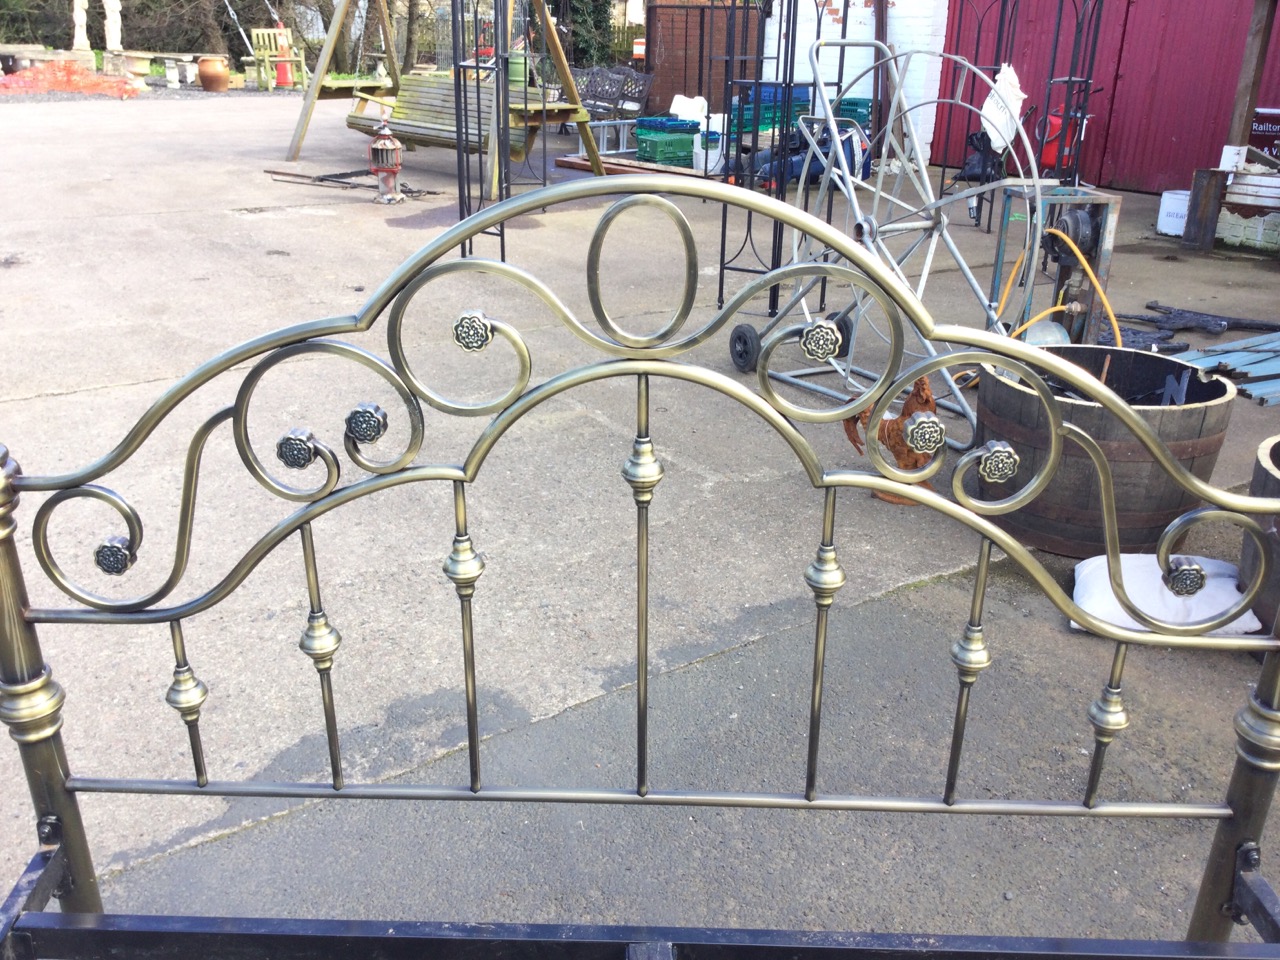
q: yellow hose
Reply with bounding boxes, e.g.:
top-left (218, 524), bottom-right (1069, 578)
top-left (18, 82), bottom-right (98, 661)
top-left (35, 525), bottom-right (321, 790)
top-left (962, 225), bottom-right (1124, 390)
top-left (994, 249), bottom-right (1026, 320)
top-left (1043, 227), bottom-right (1124, 348)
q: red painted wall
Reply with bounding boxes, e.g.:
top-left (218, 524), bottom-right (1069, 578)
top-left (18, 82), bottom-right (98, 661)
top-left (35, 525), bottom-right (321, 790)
top-left (939, 0), bottom-right (1280, 193)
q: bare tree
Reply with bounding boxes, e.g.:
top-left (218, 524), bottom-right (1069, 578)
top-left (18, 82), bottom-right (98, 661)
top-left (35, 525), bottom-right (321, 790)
top-left (314, 0), bottom-right (353, 72)
top-left (401, 0), bottom-right (419, 72)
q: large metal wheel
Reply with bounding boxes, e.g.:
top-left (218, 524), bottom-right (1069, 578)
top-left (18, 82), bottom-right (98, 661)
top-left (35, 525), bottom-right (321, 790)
top-left (769, 42), bottom-right (1045, 449)
top-left (795, 43), bottom-right (1043, 332)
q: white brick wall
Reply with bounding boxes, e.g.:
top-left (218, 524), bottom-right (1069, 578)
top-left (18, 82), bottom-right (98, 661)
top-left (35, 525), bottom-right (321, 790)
top-left (762, 0), bottom-right (950, 157)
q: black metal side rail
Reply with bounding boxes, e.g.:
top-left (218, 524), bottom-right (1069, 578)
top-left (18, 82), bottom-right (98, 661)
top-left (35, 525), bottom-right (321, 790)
top-left (6, 841), bottom-right (1280, 960)
top-left (12, 913), bottom-right (1280, 960)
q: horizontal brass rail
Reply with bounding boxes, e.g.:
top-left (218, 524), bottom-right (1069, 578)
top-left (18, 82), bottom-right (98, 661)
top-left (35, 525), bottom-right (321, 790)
top-left (65, 777), bottom-right (1231, 819)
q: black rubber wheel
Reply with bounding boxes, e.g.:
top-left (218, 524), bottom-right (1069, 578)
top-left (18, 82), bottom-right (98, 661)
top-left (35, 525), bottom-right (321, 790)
top-left (730, 323), bottom-right (761, 373)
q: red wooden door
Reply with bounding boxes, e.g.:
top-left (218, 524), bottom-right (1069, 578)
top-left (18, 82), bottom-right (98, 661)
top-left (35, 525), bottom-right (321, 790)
top-left (1094, 0), bottom-right (1280, 192)
top-left (939, 0), bottom-right (1280, 193)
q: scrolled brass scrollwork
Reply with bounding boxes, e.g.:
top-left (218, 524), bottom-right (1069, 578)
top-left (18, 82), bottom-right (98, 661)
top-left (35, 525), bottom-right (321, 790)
top-left (31, 408), bottom-right (235, 612)
top-left (945, 355), bottom-right (1066, 517)
top-left (33, 484), bottom-right (145, 608)
top-left (586, 194), bottom-right (698, 350)
top-left (748, 263), bottom-right (907, 425)
top-left (1066, 453), bottom-right (1272, 636)
top-left (234, 339), bottom-right (425, 501)
top-left (386, 264), bottom-right (537, 416)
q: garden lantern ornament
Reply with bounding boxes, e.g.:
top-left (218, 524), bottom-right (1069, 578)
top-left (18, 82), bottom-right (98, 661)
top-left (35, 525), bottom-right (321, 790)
top-left (368, 122), bottom-right (404, 204)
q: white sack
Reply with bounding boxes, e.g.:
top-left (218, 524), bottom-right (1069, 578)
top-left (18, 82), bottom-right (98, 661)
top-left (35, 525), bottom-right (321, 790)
top-left (1071, 553), bottom-right (1262, 637)
top-left (980, 64), bottom-right (1026, 152)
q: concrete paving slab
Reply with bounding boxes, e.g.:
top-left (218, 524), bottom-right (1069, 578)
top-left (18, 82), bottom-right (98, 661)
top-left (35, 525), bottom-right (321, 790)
top-left (0, 94), bottom-right (1277, 944)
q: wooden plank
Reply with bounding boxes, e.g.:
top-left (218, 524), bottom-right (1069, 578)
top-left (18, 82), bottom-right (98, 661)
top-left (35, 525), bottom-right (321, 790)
top-left (510, 103), bottom-right (590, 124)
top-left (1241, 377), bottom-right (1280, 397)
top-left (554, 154), bottom-right (709, 177)
top-left (1227, 0), bottom-right (1279, 146)
top-left (1237, 358), bottom-right (1280, 379)
top-left (317, 78), bottom-right (393, 99)
top-left (372, 0), bottom-right (400, 91)
top-left (530, 0), bottom-right (604, 177)
top-left (1195, 349), bottom-right (1279, 370)
top-left (346, 71), bottom-right (531, 156)
top-left (287, 0), bottom-right (354, 160)
top-left (1182, 330), bottom-right (1280, 356)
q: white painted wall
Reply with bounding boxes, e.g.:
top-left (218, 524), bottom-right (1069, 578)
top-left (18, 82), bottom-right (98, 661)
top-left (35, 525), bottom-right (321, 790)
top-left (762, 0), bottom-right (949, 158)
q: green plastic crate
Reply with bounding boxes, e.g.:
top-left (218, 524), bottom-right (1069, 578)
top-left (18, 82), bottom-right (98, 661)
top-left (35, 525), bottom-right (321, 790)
top-left (637, 130), bottom-right (694, 165)
top-left (837, 96), bottom-right (873, 127)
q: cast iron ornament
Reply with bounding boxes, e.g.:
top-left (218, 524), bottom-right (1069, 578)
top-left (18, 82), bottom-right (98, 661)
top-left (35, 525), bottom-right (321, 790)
top-left (345, 403), bottom-right (389, 445)
top-left (903, 412), bottom-right (945, 456)
top-left (276, 429), bottom-right (318, 470)
top-left (1163, 556), bottom-right (1206, 597)
top-left (977, 440), bottom-right (1019, 484)
top-left (453, 311), bottom-right (495, 353)
top-left (94, 535), bottom-right (135, 576)
top-left (799, 320), bottom-right (842, 363)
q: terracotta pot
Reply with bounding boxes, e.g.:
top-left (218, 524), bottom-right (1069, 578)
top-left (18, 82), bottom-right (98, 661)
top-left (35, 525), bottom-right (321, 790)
top-left (198, 56), bottom-right (229, 93)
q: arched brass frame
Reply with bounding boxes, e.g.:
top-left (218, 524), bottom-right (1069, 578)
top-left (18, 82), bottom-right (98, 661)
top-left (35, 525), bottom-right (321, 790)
top-left (2, 176), bottom-right (1279, 937)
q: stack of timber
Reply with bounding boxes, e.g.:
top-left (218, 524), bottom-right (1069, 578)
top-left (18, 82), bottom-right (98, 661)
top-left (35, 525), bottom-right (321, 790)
top-left (1181, 331), bottom-right (1280, 405)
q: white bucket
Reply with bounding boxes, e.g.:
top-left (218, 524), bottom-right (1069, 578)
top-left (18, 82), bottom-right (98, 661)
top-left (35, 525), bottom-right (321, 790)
top-left (1156, 189), bottom-right (1190, 236)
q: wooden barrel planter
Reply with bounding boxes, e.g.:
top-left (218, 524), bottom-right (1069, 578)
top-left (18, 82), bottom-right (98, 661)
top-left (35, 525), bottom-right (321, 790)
top-left (1239, 434), bottom-right (1280, 636)
top-left (974, 345), bottom-right (1235, 558)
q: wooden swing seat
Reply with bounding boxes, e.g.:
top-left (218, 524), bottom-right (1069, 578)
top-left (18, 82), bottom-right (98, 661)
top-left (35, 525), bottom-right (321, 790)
top-left (346, 72), bottom-right (588, 162)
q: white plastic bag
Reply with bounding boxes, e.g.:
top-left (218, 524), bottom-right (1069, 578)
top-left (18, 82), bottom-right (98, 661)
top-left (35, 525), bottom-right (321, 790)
top-left (980, 64), bottom-right (1026, 152)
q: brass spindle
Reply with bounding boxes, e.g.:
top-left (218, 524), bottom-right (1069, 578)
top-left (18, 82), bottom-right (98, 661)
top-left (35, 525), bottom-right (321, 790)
top-left (444, 480), bottom-right (485, 793)
top-left (297, 522), bottom-right (344, 790)
top-left (944, 537), bottom-right (994, 805)
top-left (165, 620), bottom-right (209, 787)
top-left (0, 445), bottom-right (102, 911)
top-left (1189, 652), bottom-right (1280, 941)
top-left (804, 488), bottom-right (845, 801)
top-left (622, 375), bottom-right (663, 797)
top-left (1083, 642), bottom-right (1130, 808)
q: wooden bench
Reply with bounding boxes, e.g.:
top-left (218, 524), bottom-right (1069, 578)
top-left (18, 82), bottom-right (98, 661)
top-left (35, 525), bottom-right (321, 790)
top-left (2, 175), bottom-right (1280, 959)
top-left (347, 71), bottom-right (588, 161)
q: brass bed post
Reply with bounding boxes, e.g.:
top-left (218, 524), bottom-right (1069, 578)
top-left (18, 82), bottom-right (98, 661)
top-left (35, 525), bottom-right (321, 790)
top-left (0, 445), bottom-right (102, 912)
top-left (1187, 651), bottom-right (1280, 941)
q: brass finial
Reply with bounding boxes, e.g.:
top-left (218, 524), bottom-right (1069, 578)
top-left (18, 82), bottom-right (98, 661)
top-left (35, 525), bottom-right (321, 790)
top-left (622, 438), bottom-right (664, 506)
top-left (805, 544), bottom-right (846, 608)
top-left (299, 610), bottom-right (342, 671)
